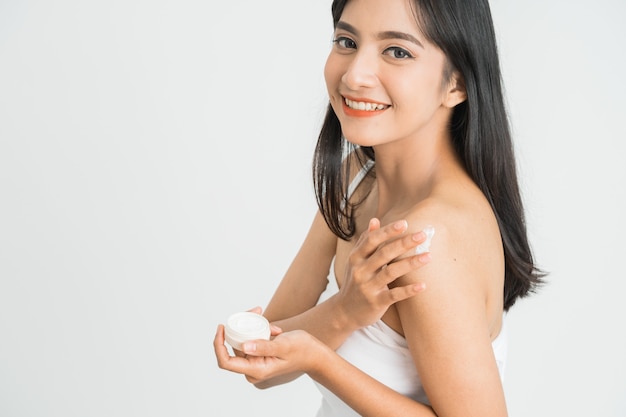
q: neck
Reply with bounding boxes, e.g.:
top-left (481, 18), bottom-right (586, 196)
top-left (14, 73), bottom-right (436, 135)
top-left (372, 131), bottom-right (461, 218)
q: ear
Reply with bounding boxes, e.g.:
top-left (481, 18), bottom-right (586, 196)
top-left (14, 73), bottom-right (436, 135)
top-left (443, 71), bottom-right (467, 108)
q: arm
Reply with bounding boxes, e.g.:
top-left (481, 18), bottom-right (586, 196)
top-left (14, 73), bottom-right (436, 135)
top-left (392, 213), bottom-right (508, 417)
top-left (265, 215), bottom-right (430, 349)
top-left (262, 210), bottom-right (337, 323)
top-left (252, 214), bottom-right (430, 388)
top-left (264, 149), bottom-right (427, 345)
top-left (214, 215), bottom-right (507, 416)
top-left (214, 324), bottom-right (437, 417)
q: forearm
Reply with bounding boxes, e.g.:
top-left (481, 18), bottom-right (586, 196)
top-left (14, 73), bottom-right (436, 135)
top-left (269, 293), bottom-right (356, 351)
top-left (309, 345), bottom-right (437, 417)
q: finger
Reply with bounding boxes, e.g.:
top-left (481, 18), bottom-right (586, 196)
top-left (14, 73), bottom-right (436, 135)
top-left (353, 217), bottom-right (380, 248)
top-left (214, 325), bottom-right (234, 367)
top-left (246, 306), bottom-right (263, 314)
top-left (270, 324), bottom-right (283, 337)
top-left (369, 230), bottom-right (428, 269)
top-left (368, 217), bottom-right (381, 232)
top-left (242, 338), bottom-right (281, 358)
top-left (384, 281), bottom-right (427, 304)
top-left (354, 219), bottom-right (409, 258)
top-left (214, 325), bottom-right (266, 374)
top-left (375, 252), bottom-right (431, 286)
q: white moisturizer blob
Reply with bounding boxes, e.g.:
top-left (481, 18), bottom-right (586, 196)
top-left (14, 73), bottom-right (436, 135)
top-left (414, 226), bottom-right (435, 255)
top-left (224, 312), bottom-right (271, 351)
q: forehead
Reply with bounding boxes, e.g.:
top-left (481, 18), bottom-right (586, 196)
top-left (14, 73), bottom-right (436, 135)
top-left (338, 0), bottom-right (422, 36)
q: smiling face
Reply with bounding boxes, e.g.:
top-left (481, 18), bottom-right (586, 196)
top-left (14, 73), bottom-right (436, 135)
top-left (324, 0), bottom-right (464, 149)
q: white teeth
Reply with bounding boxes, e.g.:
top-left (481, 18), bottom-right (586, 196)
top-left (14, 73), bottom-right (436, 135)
top-left (345, 98), bottom-right (387, 111)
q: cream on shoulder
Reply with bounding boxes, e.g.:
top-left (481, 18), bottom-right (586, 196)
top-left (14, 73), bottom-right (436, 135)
top-left (414, 225), bottom-right (435, 255)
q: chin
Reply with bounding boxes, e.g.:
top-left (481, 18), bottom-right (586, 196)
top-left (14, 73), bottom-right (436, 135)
top-left (342, 133), bottom-right (370, 147)
top-left (342, 130), bottom-right (387, 148)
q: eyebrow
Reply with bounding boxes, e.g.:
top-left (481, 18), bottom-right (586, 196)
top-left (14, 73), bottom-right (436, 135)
top-left (336, 21), bottom-right (424, 49)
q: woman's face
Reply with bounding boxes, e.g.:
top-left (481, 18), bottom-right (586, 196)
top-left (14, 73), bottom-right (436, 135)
top-left (324, 0), bottom-right (454, 148)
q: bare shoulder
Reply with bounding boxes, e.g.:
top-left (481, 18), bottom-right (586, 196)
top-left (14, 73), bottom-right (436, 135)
top-left (394, 185), bottom-right (505, 333)
top-left (406, 189), bottom-right (503, 276)
top-left (391, 187), bottom-right (508, 414)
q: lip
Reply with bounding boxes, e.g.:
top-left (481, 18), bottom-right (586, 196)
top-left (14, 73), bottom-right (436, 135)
top-left (341, 95), bottom-right (389, 118)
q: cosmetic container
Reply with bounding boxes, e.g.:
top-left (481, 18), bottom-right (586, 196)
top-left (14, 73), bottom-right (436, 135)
top-left (224, 311), bottom-right (271, 351)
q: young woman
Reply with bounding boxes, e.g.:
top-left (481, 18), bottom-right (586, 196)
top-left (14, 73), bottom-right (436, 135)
top-left (214, 0), bottom-right (544, 415)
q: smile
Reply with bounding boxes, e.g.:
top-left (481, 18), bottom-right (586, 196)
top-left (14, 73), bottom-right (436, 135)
top-left (344, 97), bottom-right (389, 111)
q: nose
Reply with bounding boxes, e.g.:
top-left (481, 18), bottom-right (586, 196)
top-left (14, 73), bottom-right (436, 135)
top-left (341, 49), bottom-right (378, 90)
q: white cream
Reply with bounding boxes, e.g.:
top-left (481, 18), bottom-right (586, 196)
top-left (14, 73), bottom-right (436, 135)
top-left (415, 226), bottom-right (435, 255)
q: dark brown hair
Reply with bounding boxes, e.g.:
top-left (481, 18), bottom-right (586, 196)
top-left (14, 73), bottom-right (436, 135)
top-left (313, 0), bottom-right (544, 310)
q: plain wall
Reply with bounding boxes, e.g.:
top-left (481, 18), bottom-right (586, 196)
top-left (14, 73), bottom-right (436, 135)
top-left (1, 0), bottom-right (625, 416)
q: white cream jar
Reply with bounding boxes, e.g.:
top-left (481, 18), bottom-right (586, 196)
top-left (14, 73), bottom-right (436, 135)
top-left (224, 312), bottom-right (271, 351)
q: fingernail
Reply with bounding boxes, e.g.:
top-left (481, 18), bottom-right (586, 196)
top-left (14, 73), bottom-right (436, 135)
top-left (412, 231), bottom-right (425, 241)
top-left (415, 226), bottom-right (435, 255)
top-left (243, 342), bottom-right (256, 352)
top-left (394, 220), bottom-right (408, 231)
top-left (418, 252), bottom-right (431, 262)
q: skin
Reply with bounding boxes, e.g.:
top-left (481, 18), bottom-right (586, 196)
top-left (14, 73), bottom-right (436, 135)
top-left (214, 0), bottom-right (508, 416)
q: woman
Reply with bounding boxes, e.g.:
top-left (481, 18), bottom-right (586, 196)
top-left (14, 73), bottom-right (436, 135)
top-left (214, 0), bottom-right (544, 415)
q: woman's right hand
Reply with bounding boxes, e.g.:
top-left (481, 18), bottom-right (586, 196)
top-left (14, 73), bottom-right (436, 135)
top-left (336, 218), bottom-right (431, 330)
top-left (214, 324), bottom-right (328, 387)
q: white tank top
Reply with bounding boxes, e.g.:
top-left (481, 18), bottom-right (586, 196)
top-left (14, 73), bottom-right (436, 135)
top-left (313, 160), bottom-right (508, 416)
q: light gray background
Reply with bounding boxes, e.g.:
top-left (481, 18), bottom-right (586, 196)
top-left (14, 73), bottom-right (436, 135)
top-left (1, 0), bottom-right (625, 416)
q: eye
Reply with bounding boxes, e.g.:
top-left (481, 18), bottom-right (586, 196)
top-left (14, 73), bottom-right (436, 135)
top-left (332, 36), bottom-right (357, 50)
top-left (383, 46), bottom-right (414, 60)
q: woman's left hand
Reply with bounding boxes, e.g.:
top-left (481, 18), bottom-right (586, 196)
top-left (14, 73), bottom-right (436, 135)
top-left (213, 324), bottom-right (328, 385)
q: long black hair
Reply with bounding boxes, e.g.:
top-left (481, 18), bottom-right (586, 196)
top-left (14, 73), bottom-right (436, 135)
top-left (313, 0), bottom-right (544, 310)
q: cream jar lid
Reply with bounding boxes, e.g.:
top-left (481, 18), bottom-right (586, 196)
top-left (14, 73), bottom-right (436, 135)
top-left (224, 312), bottom-right (271, 351)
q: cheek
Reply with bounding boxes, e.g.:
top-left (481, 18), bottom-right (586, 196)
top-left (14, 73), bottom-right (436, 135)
top-left (394, 70), bottom-right (444, 110)
top-left (324, 55), bottom-right (345, 115)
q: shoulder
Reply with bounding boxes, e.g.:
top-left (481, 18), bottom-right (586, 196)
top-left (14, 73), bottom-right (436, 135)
top-left (394, 188), bottom-right (504, 315)
top-left (391, 191), bottom-right (508, 414)
top-left (407, 190), bottom-right (500, 256)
